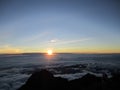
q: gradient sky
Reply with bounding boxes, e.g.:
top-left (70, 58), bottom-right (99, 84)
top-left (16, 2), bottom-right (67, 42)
top-left (0, 0), bottom-right (120, 54)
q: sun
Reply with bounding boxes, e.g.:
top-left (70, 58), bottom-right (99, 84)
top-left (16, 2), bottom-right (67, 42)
top-left (47, 50), bottom-right (53, 55)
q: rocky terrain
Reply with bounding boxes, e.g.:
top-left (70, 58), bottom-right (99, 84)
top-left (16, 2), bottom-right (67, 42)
top-left (18, 69), bottom-right (120, 90)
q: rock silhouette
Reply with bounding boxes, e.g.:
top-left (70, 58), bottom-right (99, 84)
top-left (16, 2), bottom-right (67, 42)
top-left (18, 70), bottom-right (120, 90)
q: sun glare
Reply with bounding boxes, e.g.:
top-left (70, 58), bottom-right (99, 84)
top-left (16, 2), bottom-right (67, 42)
top-left (47, 50), bottom-right (53, 55)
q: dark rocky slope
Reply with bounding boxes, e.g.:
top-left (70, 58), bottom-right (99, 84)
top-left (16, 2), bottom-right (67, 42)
top-left (18, 70), bottom-right (120, 90)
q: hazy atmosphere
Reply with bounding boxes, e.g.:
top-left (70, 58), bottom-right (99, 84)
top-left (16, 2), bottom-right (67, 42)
top-left (0, 0), bottom-right (120, 54)
top-left (0, 1), bottom-right (120, 90)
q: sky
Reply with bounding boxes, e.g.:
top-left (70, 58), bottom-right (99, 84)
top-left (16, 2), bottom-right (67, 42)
top-left (0, 0), bottom-right (120, 54)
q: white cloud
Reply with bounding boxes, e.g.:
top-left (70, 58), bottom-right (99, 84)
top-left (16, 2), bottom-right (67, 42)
top-left (50, 39), bottom-right (58, 43)
top-left (49, 38), bottom-right (91, 44)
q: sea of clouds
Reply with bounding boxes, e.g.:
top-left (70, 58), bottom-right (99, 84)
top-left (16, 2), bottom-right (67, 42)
top-left (0, 54), bottom-right (120, 90)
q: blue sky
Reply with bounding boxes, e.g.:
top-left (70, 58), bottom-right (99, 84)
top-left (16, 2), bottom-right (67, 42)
top-left (0, 0), bottom-right (120, 53)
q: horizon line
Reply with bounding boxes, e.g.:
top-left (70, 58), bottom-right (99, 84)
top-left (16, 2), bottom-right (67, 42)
top-left (0, 52), bottom-right (120, 55)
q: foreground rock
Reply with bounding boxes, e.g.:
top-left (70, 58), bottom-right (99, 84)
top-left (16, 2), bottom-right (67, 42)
top-left (18, 70), bottom-right (120, 90)
top-left (18, 70), bottom-right (68, 90)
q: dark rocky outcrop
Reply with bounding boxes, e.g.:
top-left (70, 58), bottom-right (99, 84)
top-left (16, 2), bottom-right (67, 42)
top-left (18, 70), bottom-right (68, 90)
top-left (18, 70), bottom-right (120, 90)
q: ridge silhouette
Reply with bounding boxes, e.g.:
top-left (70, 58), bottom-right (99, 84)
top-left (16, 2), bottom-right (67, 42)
top-left (18, 69), bottom-right (120, 90)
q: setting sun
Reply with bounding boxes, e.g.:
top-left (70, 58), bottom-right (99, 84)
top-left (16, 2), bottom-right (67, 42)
top-left (47, 50), bottom-right (53, 55)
